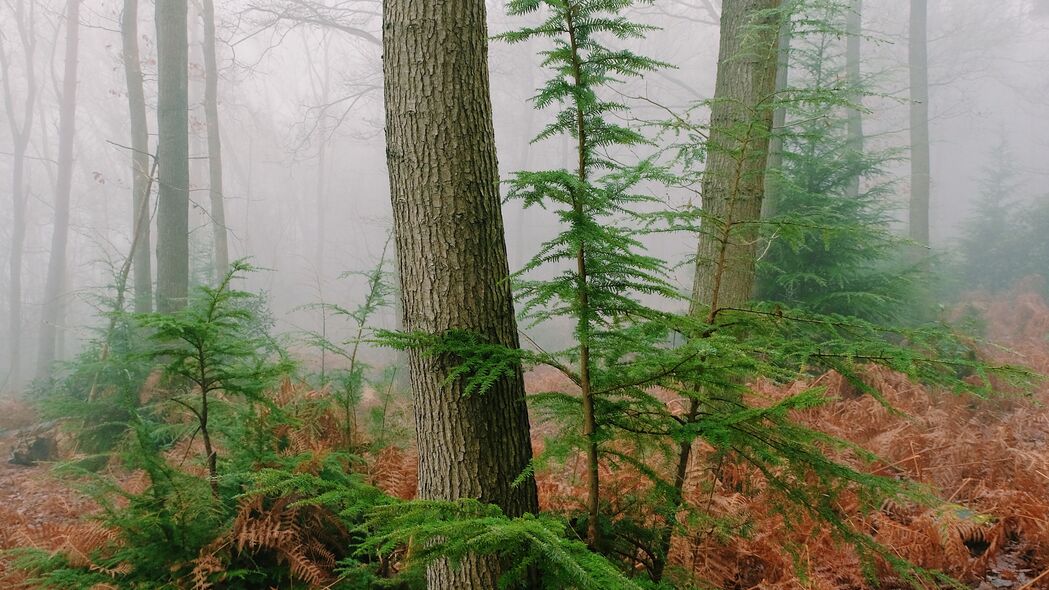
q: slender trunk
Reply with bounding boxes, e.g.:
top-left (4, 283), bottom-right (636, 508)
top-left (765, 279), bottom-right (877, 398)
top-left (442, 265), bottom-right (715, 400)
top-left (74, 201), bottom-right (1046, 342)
top-left (199, 392), bottom-right (219, 497)
top-left (123, 0), bottom-right (152, 313)
top-left (382, 0), bottom-right (540, 587)
top-left (845, 0), bottom-right (864, 199)
top-left (155, 0), bottom-right (190, 312)
top-left (762, 4), bottom-right (791, 219)
top-left (908, 0), bottom-right (930, 245)
top-left (201, 0), bottom-right (229, 280)
top-left (563, 6), bottom-right (602, 551)
top-left (37, 0), bottom-right (80, 376)
top-left (654, 0), bottom-right (783, 581)
top-left (1, 0), bottom-right (37, 387)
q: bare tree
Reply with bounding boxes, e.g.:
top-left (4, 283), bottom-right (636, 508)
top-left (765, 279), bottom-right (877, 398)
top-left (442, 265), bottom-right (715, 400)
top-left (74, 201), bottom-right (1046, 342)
top-left (122, 0), bottom-right (153, 313)
top-left (0, 0), bottom-right (38, 386)
top-left (37, 0), bottom-right (81, 375)
top-left (909, 0), bottom-right (930, 245)
top-left (846, 0), bottom-right (864, 198)
top-left (202, 0), bottom-right (230, 279)
top-left (156, 0), bottom-right (191, 312)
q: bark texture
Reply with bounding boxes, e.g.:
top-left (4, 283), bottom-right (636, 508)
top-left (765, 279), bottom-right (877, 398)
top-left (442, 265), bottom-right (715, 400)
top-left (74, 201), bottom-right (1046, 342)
top-left (908, 0), bottom-right (930, 245)
top-left (37, 0), bottom-right (80, 375)
top-left (381, 2), bottom-right (540, 588)
top-left (123, 0), bottom-right (152, 313)
top-left (201, 0), bottom-right (229, 279)
top-left (0, 0), bottom-right (37, 386)
top-left (692, 0), bottom-right (782, 314)
top-left (156, 0), bottom-right (190, 312)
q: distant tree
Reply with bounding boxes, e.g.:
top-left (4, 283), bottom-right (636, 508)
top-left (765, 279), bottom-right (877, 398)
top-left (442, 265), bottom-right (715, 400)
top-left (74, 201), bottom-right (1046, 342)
top-left (381, 0), bottom-right (540, 587)
top-left (37, 0), bottom-right (81, 376)
top-left (845, 0), bottom-right (863, 199)
top-left (957, 141), bottom-right (1027, 292)
top-left (155, 0), bottom-right (190, 312)
top-left (122, 0), bottom-right (152, 313)
top-left (201, 0), bottom-right (230, 280)
top-left (0, 0), bottom-right (38, 386)
top-left (909, 0), bottom-right (930, 246)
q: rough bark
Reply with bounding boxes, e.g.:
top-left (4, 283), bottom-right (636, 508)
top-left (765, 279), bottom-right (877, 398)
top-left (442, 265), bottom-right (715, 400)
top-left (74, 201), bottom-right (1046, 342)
top-left (908, 0), bottom-right (930, 245)
top-left (123, 0), bottom-right (152, 313)
top-left (155, 0), bottom-right (190, 312)
top-left (654, 0), bottom-right (782, 581)
top-left (845, 0), bottom-right (864, 199)
top-left (0, 0), bottom-right (37, 387)
top-left (692, 0), bottom-right (782, 314)
top-left (201, 0), bottom-right (229, 280)
top-left (381, 1), bottom-right (540, 587)
top-left (37, 0), bottom-right (80, 376)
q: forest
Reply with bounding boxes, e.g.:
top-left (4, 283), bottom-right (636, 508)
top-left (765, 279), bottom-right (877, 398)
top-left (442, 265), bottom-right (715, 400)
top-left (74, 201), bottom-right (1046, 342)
top-left (1, 0), bottom-right (1048, 588)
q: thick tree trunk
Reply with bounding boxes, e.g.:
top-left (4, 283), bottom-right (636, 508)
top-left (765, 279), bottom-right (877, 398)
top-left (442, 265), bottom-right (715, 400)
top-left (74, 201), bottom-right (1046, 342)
top-left (37, 0), bottom-right (80, 376)
top-left (155, 0), bottom-right (190, 312)
top-left (122, 0), bottom-right (152, 313)
top-left (0, 0), bottom-right (37, 387)
top-left (201, 0), bottom-right (229, 280)
top-left (381, 1), bottom-right (540, 587)
top-left (692, 0), bottom-right (782, 314)
top-left (908, 0), bottom-right (930, 245)
top-left (845, 0), bottom-right (864, 199)
top-left (654, 1), bottom-right (782, 581)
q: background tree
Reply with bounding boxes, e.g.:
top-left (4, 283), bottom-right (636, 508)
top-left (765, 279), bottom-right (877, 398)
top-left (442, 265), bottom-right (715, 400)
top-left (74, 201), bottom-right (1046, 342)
top-left (122, 0), bottom-right (152, 313)
top-left (155, 0), bottom-right (190, 312)
top-left (845, 0), bottom-right (863, 198)
top-left (37, 0), bottom-right (81, 375)
top-left (0, 0), bottom-right (38, 386)
top-left (202, 0), bottom-right (229, 280)
top-left (381, 0), bottom-right (540, 587)
top-left (909, 0), bottom-right (930, 246)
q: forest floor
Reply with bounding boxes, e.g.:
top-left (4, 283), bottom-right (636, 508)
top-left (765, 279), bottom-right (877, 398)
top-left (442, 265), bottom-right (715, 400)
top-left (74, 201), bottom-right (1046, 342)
top-left (2, 282), bottom-right (1049, 589)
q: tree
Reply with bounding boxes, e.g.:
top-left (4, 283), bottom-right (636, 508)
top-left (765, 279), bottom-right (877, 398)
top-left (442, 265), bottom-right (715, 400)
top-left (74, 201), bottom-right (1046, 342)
top-left (381, 0), bottom-right (540, 587)
top-left (0, 0), bottom-right (38, 386)
top-left (691, 0), bottom-right (781, 315)
top-left (909, 0), bottom-right (930, 246)
top-left (37, 0), bottom-right (81, 376)
top-left (845, 0), bottom-right (863, 199)
top-left (201, 0), bottom-right (230, 280)
top-left (122, 0), bottom-right (152, 313)
top-left (155, 0), bottom-right (190, 312)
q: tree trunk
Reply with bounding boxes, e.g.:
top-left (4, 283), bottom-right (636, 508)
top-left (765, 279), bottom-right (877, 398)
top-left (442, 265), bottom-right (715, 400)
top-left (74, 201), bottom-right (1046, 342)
top-left (0, 0), bottom-right (37, 387)
top-left (653, 0), bottom-right (783, 581)
top-left (908, 0), bottom-right (930, 245)
top-left (845, 0), bottom-right (864, 199)
top-left (201, 0), bottom-right (229, 280)
top-left (381, 1), bottom-right (540, 587)
top-left (122, 0), bottom-right (152, 313)
top-left (155, 0), bottom-right (190, 312)
top-left (37, 0), bottom-right (80, 376)
top-left (692, 0), bottom-right (782, 314)
top-left (761, 4), bottom-right (792, 220)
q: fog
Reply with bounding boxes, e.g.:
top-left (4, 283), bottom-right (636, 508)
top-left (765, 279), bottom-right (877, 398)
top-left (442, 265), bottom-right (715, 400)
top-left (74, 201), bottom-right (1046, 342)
top-left (1, 0), bottom-right (1047, 387)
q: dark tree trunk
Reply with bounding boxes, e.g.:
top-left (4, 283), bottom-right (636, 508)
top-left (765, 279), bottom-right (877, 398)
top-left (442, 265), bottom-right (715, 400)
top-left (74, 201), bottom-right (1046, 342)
top-left (381, 1), bottom-right (540, 587)
top-left (122, 0), bottom-right (152, 313)
top-left (37, 0), bottom-right (80, 376)
top-left (201, 0), bottom-right (229, 280)
top-left (909, 0), bottom-right (930, 245)
top-left (155, 0), bottom-right (190, 312)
